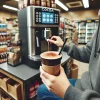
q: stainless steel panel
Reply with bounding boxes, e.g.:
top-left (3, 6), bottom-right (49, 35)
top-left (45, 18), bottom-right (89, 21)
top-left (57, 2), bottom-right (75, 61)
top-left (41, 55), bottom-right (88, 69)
top-left (27, 27), bottom-right (36, 56)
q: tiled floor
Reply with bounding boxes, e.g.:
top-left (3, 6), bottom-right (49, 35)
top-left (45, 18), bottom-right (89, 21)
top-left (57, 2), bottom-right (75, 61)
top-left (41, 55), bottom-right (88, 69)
top-left (73, 59), bottom-right (89, 79)
top-left (73, 44), bottom-right (89, 79)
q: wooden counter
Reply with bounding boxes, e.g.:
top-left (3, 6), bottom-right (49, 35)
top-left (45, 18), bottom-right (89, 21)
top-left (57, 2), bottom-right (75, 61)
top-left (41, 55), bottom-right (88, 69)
top-left (0, 51), bottom-right (70, 100)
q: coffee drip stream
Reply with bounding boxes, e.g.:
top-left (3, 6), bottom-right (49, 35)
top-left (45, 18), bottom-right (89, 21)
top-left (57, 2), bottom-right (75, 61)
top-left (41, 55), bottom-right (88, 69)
top-left (48, 40), bottom-right (50, 51)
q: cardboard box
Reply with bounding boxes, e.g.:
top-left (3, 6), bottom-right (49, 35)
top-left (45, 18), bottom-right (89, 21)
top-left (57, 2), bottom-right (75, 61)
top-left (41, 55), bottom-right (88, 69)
top-left (1, 92), bottom-right (11, 100)
top-left (70, 64), bottom-right (78, 79)
top-left (7, 80), bottom-right (21, 100)
top-left (0, 73), bottom-right (11, 91)
top-left (1, 97), bottom-right (11, 100)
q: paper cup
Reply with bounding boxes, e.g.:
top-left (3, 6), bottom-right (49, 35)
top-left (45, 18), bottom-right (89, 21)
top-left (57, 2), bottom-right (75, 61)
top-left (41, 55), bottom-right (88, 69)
top-left (40, 51), bottom-right (62, 75)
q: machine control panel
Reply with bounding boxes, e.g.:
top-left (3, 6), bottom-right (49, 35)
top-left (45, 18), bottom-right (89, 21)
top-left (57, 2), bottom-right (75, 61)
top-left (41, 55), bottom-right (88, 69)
top-left (35, 8), bottom-right (59, 25)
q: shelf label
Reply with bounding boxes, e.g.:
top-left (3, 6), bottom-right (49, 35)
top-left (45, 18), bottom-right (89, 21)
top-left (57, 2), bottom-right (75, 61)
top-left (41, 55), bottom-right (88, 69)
top-left (87, 20), bottom-right (92, 22)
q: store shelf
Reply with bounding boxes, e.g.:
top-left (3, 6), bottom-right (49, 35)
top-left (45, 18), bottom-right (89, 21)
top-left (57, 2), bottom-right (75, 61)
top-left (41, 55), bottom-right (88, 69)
top-left (60, 17), bottom-right (78, 44)
top-left (77, 19), bottom-right (98, 43)
top-left (86, 21), bottom-right (95, 43)
top-left (0, 88), bottom-right (15, 100)
top-left (86, 28), bottom-right (94, 30)
top-left (78, 21), bottom-right (86, 43)
top-left (79, 36), bottom-right (85, 38)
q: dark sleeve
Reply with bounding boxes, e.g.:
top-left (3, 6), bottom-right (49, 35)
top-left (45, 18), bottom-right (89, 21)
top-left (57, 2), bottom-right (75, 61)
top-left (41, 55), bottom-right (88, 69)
top-left (63, 33), bottom-right (97, 63)
top-left (64, 85), bottom-right (100, 100)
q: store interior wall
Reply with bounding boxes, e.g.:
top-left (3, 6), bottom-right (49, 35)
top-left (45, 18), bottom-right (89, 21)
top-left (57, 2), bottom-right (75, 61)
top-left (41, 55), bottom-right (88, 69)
top-left (61, 9), bottom-right (99, 20)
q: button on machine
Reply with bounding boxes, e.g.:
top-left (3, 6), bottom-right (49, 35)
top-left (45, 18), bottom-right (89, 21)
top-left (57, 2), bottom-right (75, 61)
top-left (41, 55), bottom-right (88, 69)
top-left (35, 7), bottom-right (59, 25)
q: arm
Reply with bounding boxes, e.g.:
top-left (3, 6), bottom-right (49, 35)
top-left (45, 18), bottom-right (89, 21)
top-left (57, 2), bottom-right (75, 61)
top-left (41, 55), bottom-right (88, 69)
top-left (63, 42), bottom-right (92, 63)
top-left (40, 66), bottom-right (100, 100)
top-left (49, 33), bottom-right (97, 63)
top-left (64, 85), bottom-right (100, 100)
top-left (63, 33), bottom-right (97, 63)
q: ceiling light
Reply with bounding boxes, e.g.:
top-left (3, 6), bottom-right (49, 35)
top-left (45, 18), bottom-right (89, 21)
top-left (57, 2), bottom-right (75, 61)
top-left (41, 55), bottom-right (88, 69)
top-left (82, 0), bottom-right (89, 8)
top-left (3, 5), bottom-right (18, 11)
top-left (15, 0), bottom-right (19, 1)
top-left (55, 0), bottom-right (69, 11)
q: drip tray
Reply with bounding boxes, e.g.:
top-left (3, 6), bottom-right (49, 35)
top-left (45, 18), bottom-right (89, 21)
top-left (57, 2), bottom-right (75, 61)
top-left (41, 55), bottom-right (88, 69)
top-left (28, 55), bottom-right (41, 61)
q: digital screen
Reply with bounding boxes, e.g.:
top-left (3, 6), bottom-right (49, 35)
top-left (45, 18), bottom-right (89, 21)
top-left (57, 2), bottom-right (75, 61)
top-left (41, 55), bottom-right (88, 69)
top-left (42, 12), bottom-right (54, 24)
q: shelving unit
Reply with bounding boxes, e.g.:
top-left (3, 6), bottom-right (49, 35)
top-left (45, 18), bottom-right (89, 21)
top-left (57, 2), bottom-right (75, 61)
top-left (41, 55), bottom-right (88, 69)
top-left (0, 88), bottom-right (15, 100)
top-left (0, 62), bottom-right (43, 100)
top-left (94, 19), bottom-right (99, 33)
top-left (0, 69), bottom-right (24, 100)
top-left (59, 17), bottom-right (64, 40)
top-left (76, 19), bottom-right (99, 44)
top-left (0, 24), bottom-right (8, 64)
top-left (59, 17), bottom-right (78, 45)
top-left (78, 21), bottom-right (86, 43)
top-left (86, 20), bottom-right (95, 43)
top-left (6, 18), bottom-right (19, 47)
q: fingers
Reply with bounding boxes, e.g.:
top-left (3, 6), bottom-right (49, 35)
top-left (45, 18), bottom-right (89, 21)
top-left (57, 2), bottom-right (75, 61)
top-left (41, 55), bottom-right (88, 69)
top-left (40, 66), bottom-right (54, 91)
top-left (41, 77), bottom-right (53, 92)
top-left (48, 36), bottom-right (58, 43)
top-left (48, 36), bottom-right (59, 45)
top-left (41, 75), bottom-right (50, 90)
top-left (48, 39), bottom-right (57, 44)
top-left (40, 66), bottom-right (56, 81)
top-left (41, 73), bottom-right (49, 85)
top-left (51, 36), bottom-right (58, 40)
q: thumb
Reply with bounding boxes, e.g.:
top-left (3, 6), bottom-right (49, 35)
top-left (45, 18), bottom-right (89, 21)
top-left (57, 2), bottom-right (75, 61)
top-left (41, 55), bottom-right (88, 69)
top-left (59, 67), bottom-right (65, 75)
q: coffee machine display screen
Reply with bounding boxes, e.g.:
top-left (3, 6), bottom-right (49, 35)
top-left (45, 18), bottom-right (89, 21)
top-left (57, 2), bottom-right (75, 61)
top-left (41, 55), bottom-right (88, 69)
top-left (35, 8), bottom-right (59, 25)
top-left (42, 12), bottom-right (54, 24)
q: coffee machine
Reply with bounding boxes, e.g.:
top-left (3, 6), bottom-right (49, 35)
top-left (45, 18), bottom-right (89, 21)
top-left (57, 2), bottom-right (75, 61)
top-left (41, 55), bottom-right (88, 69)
top-left (18, 6), bottom-right (60, 69)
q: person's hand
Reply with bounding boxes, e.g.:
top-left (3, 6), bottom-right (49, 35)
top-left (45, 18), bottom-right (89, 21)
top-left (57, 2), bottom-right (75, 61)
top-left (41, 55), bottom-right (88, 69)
top-left (40, 66), bottom-right (70, 98)
top-left (48, 36), bottom-right (64, 47)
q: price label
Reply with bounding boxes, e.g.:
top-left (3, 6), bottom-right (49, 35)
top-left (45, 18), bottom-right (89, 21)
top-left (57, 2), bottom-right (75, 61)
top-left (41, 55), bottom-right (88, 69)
top-left (87, 20), bottom-right (91, 22)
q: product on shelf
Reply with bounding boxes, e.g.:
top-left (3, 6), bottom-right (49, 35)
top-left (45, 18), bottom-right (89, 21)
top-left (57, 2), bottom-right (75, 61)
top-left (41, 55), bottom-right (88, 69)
top-left (0, 53), bottom-right (8, 64)
top-left (28, 80), bottom-right (40, 99)
top-left (86, 20), bottom-right (95, 43)
top-left (59, 17), bottom-right (78, 45)
top-left (1, 91), bottom-right (11, 100)
top-left (47, 1), bottom-right (50, 7)
top-left (30, 0), bottom-right (35, 6)
top-left (7, 46), bottom-right (21, 67)
top-left (29, 83), bottom-right (36, 99)
top-left (34, 80), bottom-right (40, 90)
top-left (23, 0), bottom-right (29, 8)
top-left (0, 24), bottom-right (8, 63)
top-left (18, 0), bottom-right (56, 10)
top-left (75, 19), bottom-right (99, 43)
top-left (0, 24), bottom-right (7, 42)
top-left (78, 21), bottom-right (86, 43)
top-left (41, 1), bottom-right (46, 7)
top-left (18, 0), bottom-right (24, 10)
top-left (7, 79), bottom-right (21, 100)
top-left (6, 18), bottom-right (19, 47)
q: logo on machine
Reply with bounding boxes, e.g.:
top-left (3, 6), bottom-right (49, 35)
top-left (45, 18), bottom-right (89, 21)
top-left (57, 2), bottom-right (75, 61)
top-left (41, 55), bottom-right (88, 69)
top-left (42, 8), bottom-right (54, 12)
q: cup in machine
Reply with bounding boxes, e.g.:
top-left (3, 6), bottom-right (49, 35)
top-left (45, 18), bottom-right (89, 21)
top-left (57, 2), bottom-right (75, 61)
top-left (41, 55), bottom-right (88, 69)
top-left (30, 27), bottom-right (57, 60)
